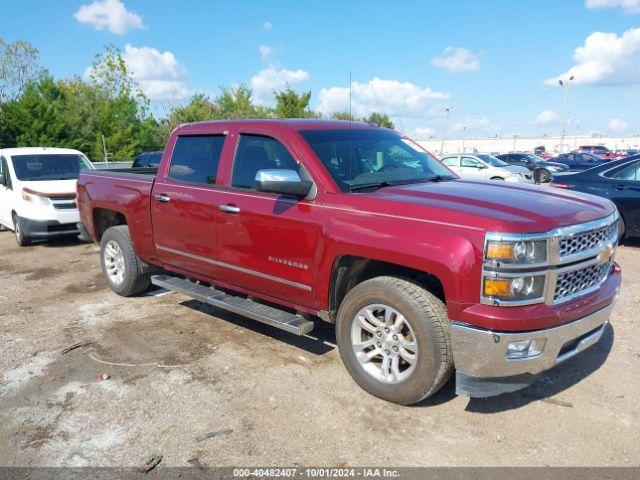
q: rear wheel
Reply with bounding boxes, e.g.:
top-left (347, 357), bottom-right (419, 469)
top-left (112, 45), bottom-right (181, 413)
top-left (100, 225), bottom-right (151, 296)
top-left (13, 213), bottom-right (31, 247)
top-left (336, 276), bottom-right (453, 405)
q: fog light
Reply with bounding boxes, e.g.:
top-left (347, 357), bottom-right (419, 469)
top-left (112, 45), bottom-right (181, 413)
top-left (506, 339), bottom-right (545, 360)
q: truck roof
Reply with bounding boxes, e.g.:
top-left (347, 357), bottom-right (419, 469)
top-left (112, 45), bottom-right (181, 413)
top-left (176, 118), bottom-right (377, 133)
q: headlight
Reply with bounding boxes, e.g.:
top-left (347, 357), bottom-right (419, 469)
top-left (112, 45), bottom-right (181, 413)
top-left (22, 189), bottom-right (51, 205)
top-left (546, 166), bottom-right (559, 172)
top-left (483, 274), bottom-right (546, 302)
top-left (485, 239), bottom-right (547, 264)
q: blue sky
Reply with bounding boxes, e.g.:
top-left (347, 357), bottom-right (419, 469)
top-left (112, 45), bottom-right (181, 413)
top-left (3, 0), bottom-right (640, 138)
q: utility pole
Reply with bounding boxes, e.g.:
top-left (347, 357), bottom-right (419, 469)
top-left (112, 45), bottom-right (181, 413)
top-left (440, 107), bottom-right (452, 156)
top-left (102, 134), bottom-right (109, 168)
top-left (559, 76), bottom-right (575, 153)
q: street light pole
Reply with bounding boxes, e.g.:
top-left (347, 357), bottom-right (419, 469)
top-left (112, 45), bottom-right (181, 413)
top-left (559, 75), bottom-right (574, 153)
top-left (440, 107), bottom-right (451, 155)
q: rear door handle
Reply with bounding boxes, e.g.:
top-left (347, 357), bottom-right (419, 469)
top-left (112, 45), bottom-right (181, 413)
top-left (219, 204), bottom-right (240, 213)
top-left (154, 194), bottom-right (171, 202)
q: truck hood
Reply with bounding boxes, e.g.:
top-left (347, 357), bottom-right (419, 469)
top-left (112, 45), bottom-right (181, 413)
top-left (18, 179), bottom-right (78, 196)
top-left (366, 180), bottom-right (615, 233)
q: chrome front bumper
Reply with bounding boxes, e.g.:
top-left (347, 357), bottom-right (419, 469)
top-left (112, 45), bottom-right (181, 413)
top-left (451, 303), bottom-right (613, 396)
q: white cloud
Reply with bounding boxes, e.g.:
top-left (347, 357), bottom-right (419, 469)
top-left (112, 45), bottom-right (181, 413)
top-left (411, 127), bottom-right (436, 139)
top-left (250, 66), bottom-right (309, 104)
top-left (263, 21), bottom-right (273, 30)
top-left (451, 116), bottom-right (493, 133)
top-left (259, 45), bottom-right (275, 61)
top-left (74, 0), bottom-right (143, 35)
top-left (608, 117), bottom-right (630, 131)
top-left (317, 77), bottom-right (450, 119)
top-left (536, 109), bottom-right (561, 126)
top-left (545, 27), bottom-right (640, 85)
top-left (123, 44), bottom-right (189, 100)
top-left (430, 47), bottom-right (480, 73)
top-left (586, 0), bottom-right (640, 13)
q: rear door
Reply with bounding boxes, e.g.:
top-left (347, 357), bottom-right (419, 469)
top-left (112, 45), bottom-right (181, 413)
top-left (214, 126), bottom-right (322, 307)
top-left (151, 130), bottom-right (229, 278)
top-left (0, 156), bottom-right (14, 227)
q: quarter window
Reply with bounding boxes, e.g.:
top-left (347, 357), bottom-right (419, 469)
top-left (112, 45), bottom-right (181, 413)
top-left (612, 162), bottom-right (640, 181)
top-left (168, 135), bottom-right (225, 185)
top-left (232, 135), bottom-right (299, 190)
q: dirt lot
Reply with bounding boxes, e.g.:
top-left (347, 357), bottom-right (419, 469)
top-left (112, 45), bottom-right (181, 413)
top-left (0, 230), bottom-right (639, 468)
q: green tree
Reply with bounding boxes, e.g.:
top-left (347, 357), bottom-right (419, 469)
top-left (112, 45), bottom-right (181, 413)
top-left (365, 112), bottom-right (394, 129)
top-left (216, 84), bottom-right (270, 119)
top-left (158, 93), bottom-right (220, 143)
top-left (274, 87), bottom-right (313, 118)
top-left (1, 74), bottom-right (68, 148)
top-left (330, 111), bottom-right (361, 122)
top-left (0, 39), bottom-right (42, 103)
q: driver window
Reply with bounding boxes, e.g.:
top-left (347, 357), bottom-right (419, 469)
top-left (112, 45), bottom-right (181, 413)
top-left (232, 134), bottom-right (299, 190)
top-left (461, 156), bottom-right (481, 168)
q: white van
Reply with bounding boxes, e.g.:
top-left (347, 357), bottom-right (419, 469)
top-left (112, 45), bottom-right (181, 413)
top-left (0, 147), bottom-right (94, 246)
top-left (440, 153), bottom-right (534, 183)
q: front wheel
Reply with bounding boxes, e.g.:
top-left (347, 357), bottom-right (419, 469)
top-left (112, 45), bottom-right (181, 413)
top-left (100, 225), bottom-right (151, 296)
top-left (490, 176), bottom-right (505, 181)
top-left (13, 214), bottom-right (31, 247)
top-left (336, 276), bottom-right (453, 405)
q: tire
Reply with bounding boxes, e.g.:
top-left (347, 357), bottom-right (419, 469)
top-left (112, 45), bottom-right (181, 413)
top-left (13, 213), bottom-right (31, 247)
top-left (618, 215), bottom-right (626, 243)
top-left (100, 225), bottom-right (151, 296)
top-left (538, 169), bottom-right (551, 183)
top-left (490, 176), bottom-right (505, 181)
top-left (336, 276), bottom-right (453, 405)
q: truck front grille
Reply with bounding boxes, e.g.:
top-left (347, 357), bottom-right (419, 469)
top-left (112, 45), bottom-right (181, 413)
top-left (559, 223), bottom-right (617, 258)
top-left (554, 262), bottom-right (611, 301)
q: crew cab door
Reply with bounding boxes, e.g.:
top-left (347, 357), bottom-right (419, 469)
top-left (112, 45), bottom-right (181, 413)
top-left (0, 156), bottom-right (14, 227)
top-left (151, 130), bottom-right (230, 278)
top-left (214, 126), bottom-right (321, 307)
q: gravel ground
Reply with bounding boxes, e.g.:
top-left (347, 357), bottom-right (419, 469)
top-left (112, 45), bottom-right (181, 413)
top-left (0, 230), bottom-right (639, 467)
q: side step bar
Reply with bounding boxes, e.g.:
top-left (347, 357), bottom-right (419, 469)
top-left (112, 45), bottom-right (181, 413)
top-left (151, 274), bottom-right (314, 336)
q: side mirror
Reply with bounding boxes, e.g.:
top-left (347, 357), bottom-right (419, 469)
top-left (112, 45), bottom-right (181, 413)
top-left (0, 173), bottom-right (6, 186)
top-left (255, 169), bottom-right (313, 198)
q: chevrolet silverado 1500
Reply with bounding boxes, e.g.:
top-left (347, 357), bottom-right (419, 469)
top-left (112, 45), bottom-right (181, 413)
top-left (77, 119), bottom-right (621, 404)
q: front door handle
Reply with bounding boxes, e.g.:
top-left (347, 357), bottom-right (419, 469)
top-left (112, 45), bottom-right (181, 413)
top-left (154, 194), bottom-right (171, 203)
top-left (614, 184), bottom-right (628, 191)
top-left (219, 204), bottom-right (240, 214)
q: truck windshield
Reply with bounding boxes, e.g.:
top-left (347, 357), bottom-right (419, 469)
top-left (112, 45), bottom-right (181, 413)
top-left (11, 154), bottom-right (92, 181)
top-left (299, 129), bottom-right (455, 192)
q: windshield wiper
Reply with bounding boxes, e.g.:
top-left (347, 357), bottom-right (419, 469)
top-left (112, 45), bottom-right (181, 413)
top-left (349, 175), bottom-right (454, 192)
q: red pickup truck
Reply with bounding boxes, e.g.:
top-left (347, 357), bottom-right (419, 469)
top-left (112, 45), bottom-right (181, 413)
top-left (77, 119), bottom-right (621, 404)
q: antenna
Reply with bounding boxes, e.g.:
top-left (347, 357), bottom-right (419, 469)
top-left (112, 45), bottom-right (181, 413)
top-left (349, 71), bottom-right (352, 125)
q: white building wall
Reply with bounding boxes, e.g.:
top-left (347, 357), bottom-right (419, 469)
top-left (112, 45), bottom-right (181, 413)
top-left (416, 135), bottom-right (640, 156)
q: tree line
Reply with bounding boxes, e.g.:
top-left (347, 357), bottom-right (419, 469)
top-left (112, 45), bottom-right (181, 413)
top-left (0, 40), bottom-right (394, 160)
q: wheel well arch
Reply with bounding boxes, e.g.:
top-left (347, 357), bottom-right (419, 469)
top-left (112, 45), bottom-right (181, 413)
top-left (93, 208), bottom-right (127, 241)
top-left (328, 255), bottom-right (445, 320)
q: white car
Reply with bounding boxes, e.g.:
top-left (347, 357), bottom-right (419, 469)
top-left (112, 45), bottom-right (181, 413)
top-left (441, 153), bottom-right (534, 183)
top-left (0, 147), bottom-right (94, 246)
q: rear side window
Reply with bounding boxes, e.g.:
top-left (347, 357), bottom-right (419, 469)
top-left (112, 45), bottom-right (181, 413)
top-left (0, 157), bottom-right (12, 189)
top-left (441, 156), bottom-right (458, 167)
top-left (232, 135), bottom-right (299, 190)
top-left (168, 135), bottom-right (225, 185)
top-left (612, 162), bottom-right (640, 181)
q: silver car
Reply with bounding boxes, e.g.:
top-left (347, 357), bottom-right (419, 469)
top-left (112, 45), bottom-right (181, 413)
top-left (440, 153), bottom-right (534, 183)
